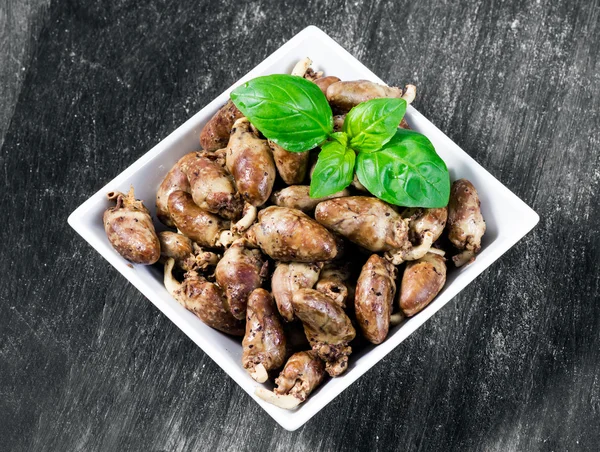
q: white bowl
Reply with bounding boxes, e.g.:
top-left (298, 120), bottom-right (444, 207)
top-left (68, 25), bottom-right (539, 431)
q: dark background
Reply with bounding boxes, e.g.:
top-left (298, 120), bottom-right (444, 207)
top-left (1, 0), bottom-right (599, 450)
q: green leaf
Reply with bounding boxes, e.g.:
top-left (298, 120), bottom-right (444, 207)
top-left (329, 131), bottom-right (349, 147)
top-left (355, 129), bottom-right (450, 207)
top-left (343, 98), bottom-right (407, 153)
top-left (230, 74), bottom-right (333, 153)
top-left (309, 140), bottom-right (356, 198)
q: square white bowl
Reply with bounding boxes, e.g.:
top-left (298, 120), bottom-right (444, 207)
top-left (68, 25), bottom-right (539, 431)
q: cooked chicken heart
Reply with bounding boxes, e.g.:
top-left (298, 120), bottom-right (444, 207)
top-left (242, 289), bottom-right (286, 382)
top-left (292, 288), bottom-right (356, 377)
top-left (315, 196), bottom-right (409, 252)
top-left (167, 191), bottom-right (231, 248)
top-left (355, 254), bottom-right (398, 344)
top-left (182, 151), bottom-right (243, 220)
top-left (246, 206), bottom-right (339, 262)
top-left (271, 261), bottom-right (323, 322)
top-left (163, 258), bottom-right (244, 336)
top-left (104, 187), bottom-right (160, 265)
top-left (268, 140), bottom-right (310, 186)
top-left (156, 152), bottom-right (197, 227)
top-left (271, 185), bottom-right (350, 214)
top-left (215, 239), bottom-right (265, 320)
top-left (255, 350), bottom-right (325, 409)
top-left (199, 99), bottom-right (244, 151)
top-left (447, 179), bottom-right (486, 267)
top-left (399, 253), bottom-right (447, 316)
top-left (226, 117), bottom-right (276, 207)
top-left (326, 80), bottom-right (403, 113)
top-left (158, 231), bottom-right (195, 271)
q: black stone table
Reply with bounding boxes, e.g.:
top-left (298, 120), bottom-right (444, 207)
top-left (1, 1), bottom-right (599, 450)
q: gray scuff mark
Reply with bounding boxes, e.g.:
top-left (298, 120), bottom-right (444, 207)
top-left (0, 0), bottom-right (51, 152)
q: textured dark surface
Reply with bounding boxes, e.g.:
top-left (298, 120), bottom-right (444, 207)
top-left (1, 0), bottom-right (599, 450)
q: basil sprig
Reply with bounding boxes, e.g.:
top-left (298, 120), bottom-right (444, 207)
top-left (343, 97), bottom-right (407, 152)
top-left (356, 129), bottom-right (450, 207)
top-left (230, 75), bottom-right (333, 152)
top-left (230, 74), bottom-right (450, 208)
top-left (309, 140), bottom-right (356, 198)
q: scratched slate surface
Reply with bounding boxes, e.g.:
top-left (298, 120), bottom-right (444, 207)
top-left (1, 0), bottom-right (599, 450)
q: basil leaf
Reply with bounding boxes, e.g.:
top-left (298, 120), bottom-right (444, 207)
top-left (343, 98), bottom-right (407, 153)
top-left (355, 129), bottom-right (450, 207)
top-left (309, 140), bottom-right (356, 198)
top-left (329, 131), bottom-right (349, 147)
top-left (230, 74), bottom-right (333, 153)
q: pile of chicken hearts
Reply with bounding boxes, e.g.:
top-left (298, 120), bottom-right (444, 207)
top-left (103, 68), bottom-right (485, 409)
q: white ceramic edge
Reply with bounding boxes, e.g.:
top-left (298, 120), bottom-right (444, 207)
top-left (68, 25), bottom-right (539, 431)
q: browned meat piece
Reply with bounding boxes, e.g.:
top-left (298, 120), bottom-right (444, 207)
top-left (167, 191), bottom-right (231, 248)
top-left (255, 350), bottom-right (325, 409)
top-left (315, 262), bottom-right (354, 308)
top-left (355, 255), bottom-right (398, 344)
top-left (246, 206), bottom-right (339, 262)
top-left (242, 289), bottom-right (286, 382)
top-left (292, 289), bottom-right (356, 377)
top-left (226, 117), bottom-right (276, 207)
top-left (158, 231), bottom-right (195, 271)
top-left (315, 196), bottom-right (409, 252)
top-left (271, 262), bottom-right (323, 322)
top-left (274, 350), bottom-right (324, 398)
top-left (163, 258), bottom-right (245, 335)
top-left (199, 99), bottom-right (244, 151)
top-left (271, 185), bottom-right (350, 214)
top-left (385, 207), bottom-right (448, 264)
top-left (326, 80), bottom-right (403, 113)
top-left (447, 179), bottom-right (486, 267)
top-left (156, 152), bottom-right (197, 227)
top-left (104, 187), bottom-right (160, 265)
top-left (314, 76), bottom-right (341, 95)
top-left (181, 151), bottom-right (243, 220)
top-left (399, 253), bottom-right (446, 316)
top-left (215, 239), bottom-right (265, 320)
top-left (268, 140), bottom-right (310, 185)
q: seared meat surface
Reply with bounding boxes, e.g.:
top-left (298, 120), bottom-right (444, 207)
top-left (246, 206), bottom-right (339, 262)
top-left (292, 288), bottom-right (356, 377)
top-left (271, 261), bottom-right (323, 322)
top-left (315, 196), bottom-right (409, 252)
top-left (242, 289), bottom-right (287, 382)
top-left (447, 179), bottom-right (486, 266)
top-left (355, 255), bottom-right (398, 344)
